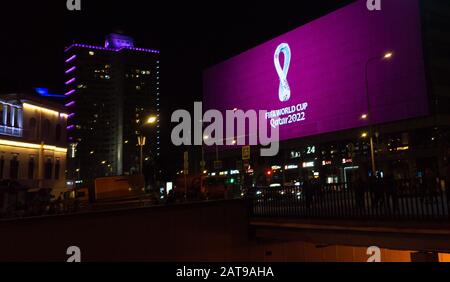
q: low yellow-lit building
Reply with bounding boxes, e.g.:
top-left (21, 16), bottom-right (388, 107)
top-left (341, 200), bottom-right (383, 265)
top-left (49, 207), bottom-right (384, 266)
top-left (0, 94), bottom-right (68, 196)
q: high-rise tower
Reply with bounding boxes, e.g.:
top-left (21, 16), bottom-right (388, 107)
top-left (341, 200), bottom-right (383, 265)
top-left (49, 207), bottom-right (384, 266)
top-left (64, 34), bottom-right (161, 185)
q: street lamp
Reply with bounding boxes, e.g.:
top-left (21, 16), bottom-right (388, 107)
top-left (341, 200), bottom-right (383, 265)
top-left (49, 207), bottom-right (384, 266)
top-left (364, 51), bottom-right (394, 175)
top-left (147, 116), bottom-right (157, 124)
top-left (138, 115), bottom-right (157, 175)
top-left (383, 52), bottom-right (393, 59)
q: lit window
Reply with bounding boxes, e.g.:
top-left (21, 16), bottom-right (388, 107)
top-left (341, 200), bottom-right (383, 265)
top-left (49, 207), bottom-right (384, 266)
top-left (89, 51), bottom-right (95, 56)
top-left (70, 144), bottom-right (77, 158)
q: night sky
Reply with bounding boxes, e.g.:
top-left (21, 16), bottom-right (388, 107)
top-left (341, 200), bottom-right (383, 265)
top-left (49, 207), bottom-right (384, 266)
top-left (1, 0), bottom-right (354, 173)
top-left (1, 0), bottom-right (354, 105)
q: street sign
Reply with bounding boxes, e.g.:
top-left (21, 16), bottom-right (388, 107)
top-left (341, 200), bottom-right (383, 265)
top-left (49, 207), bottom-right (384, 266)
top-left (242, 146), bottom-right (251, 160)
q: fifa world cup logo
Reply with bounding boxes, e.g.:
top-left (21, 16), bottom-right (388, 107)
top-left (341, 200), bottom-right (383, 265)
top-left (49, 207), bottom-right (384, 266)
top-left (274, 43), bottom-right (291, 102)
top-left (67, 0), bottom-right (81, 11)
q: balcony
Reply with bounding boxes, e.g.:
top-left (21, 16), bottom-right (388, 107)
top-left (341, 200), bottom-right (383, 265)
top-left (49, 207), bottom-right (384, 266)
top-left (0, 125), bottom-right (23, 138)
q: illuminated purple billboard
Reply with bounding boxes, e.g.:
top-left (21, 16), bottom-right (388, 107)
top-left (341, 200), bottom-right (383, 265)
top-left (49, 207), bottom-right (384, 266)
top-left (203, 0), bottom-right (428, 142)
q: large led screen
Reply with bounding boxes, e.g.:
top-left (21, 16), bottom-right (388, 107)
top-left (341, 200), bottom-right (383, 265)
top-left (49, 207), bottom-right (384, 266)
top-left (203, 0), bottom-right (428, 142)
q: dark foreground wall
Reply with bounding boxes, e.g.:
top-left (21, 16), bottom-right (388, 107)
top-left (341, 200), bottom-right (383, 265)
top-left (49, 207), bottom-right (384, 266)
top-left (0, 200), bottom-right (252, 262)
top-left (1, 199), bottom-right (446, 262)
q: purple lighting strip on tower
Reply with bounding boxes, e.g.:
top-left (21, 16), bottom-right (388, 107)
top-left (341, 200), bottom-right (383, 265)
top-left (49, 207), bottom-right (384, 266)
top-left (65, 101), bottom-right (76, 107)
top-left (65, 66), bottom-right (76, 74)
top-left (65, 89), bottom-right (76, 96)
top-left (68, 113), bottom-right (76, 119)
top-left (65, 55), bottom-right (77, 63)
top-left (65, 78), bottom-right (76, 85)
top-left (64, 43), bottom-right (160, 54)
top-left (66, 125), bottom-right (75, 130)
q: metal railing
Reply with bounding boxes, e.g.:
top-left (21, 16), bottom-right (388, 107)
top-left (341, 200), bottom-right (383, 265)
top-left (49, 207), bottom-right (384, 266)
top-left (249, 179), bottom-right (450, 220)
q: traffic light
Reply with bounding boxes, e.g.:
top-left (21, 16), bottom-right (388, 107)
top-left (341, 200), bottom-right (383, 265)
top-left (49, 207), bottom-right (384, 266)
top-left (226, 178), bottom-right (236, 185)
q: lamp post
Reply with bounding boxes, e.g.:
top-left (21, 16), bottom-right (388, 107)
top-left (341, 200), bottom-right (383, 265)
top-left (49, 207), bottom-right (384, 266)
top-left (202, 134), bottom-right (220, 171)
top-left (363, 51), bottom-right (394, 176)
top-left (137, 135), bottom-right (146, 175)
top-left (138, 115), bottom-right (157, 175)
top-left (203, 135), bottom-right (237, 171)
top-left (201, 135), bottom-right (209, 172)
